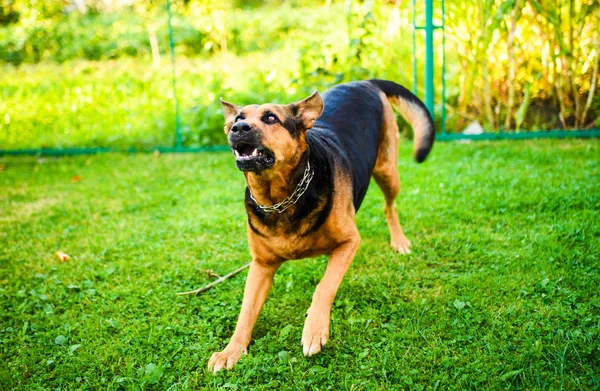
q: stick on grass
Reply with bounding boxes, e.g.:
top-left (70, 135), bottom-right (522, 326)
top-left (177, 262), bottom-right (251, 296)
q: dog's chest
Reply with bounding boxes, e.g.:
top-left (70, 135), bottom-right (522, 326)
top-left (248, 221), bottom-right (336, 261)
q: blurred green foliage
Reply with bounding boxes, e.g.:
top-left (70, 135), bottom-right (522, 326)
top-left (1, 9), bottom-right (195, 64)
top-left (2, 1), bottom-right (415, 149)
top-left (0, 0), bottom-right (598, 150)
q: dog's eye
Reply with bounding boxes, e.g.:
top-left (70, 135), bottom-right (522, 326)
top-left (234, 115), bottom-right (245, 122)
top-left (262, 114), bottom-right (278, 124)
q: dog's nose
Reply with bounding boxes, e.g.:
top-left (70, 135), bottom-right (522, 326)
top-left (231, 121), bottom-right (252, 134)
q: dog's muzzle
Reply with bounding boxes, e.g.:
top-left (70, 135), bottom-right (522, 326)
top-left (228, 122), bottom-right (275, 172)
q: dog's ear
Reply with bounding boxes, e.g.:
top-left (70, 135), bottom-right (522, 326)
top-left (220, 98), bottom-right (240, 123)
top-left (292, 91), bottom-right (323, 131)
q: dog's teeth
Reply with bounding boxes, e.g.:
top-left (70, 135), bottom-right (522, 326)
top-left (252, 149), bottom-right (258, 157)
top-left (234, 150), bottom-right (240, 158)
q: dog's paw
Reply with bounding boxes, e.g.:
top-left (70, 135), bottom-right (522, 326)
top-left (301, 310), bottom-right (329, 357)
top-left (207, 344), bottom-right (247, 373)
top-left (391, 236), bottom-right (411, 254)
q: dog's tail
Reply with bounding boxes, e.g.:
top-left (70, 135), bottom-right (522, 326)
top-left (369, 79), bottom-right (435, 163)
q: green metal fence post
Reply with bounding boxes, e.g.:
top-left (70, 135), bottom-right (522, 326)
top-left (424, 0), bottom-right (435, 118)
top-left (166, 0), bottom-right (183, 150)
top-left (440, 0), bottom-right (446, 135)
top-left (412, 0), bottom-right (418, 95)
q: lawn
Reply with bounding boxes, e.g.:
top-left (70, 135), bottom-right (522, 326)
top-left (1, 139), bottom-right (599, 390)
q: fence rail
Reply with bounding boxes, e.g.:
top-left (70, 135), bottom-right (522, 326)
top-left (2, 130), bottom-right (599, 157)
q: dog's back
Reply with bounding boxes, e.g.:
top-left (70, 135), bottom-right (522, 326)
top-left (309, 80), bottom-right (435, 210)
top-left (309, 81), bottom-right (384, 209)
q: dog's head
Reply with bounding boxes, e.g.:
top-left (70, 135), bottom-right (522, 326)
top-left (220, 92), bottom-right (323, 172)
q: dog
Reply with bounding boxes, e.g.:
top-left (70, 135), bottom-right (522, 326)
top-left (208, 79), bottom-right (434, 372)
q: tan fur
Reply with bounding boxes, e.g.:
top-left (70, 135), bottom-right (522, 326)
top-left (388, 96), bottom-right (430, 161)
top-left (248, 166), bottom-right (357, 262)
top-left (373, 93), bottom-right (411, 253)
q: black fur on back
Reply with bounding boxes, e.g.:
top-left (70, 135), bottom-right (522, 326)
top-left (308, 81), bottom-right (384, 211)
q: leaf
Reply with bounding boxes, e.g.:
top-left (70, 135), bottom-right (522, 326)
top-left (56, 251), bottom-right (71, 262)
top-left (54, 335), bottom-right (67, 345)
top-left (107, 319), bottom-right (122, 329)
top-left (501, 369), bottom-right (523, 381)
top-left (453, 299), bottom-right (466, 310)
top-left (309, 365), bottom-right (326, 374)
top-left (144, 363), bottom-right (163, 384)
top-left (279, 324), bottom-right (293, 341)
top-left (514, 84), bottom-right (531, 131)
top-left (278, 350), bottom-right (290, 363)
top-left (70, 344), bottom-right (81, 353)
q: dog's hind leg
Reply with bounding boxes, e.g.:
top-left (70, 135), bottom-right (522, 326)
top-left (372, 93), bottom-right (411, 254)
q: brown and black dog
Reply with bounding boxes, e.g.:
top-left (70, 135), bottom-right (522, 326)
top-left (208, 79), bottom-right (434, 372)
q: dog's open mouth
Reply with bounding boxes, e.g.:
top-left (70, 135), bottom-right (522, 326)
top-left (232, 142), bottom-right (275, 171)
top-left (233, 143), bottom-right (264, 160)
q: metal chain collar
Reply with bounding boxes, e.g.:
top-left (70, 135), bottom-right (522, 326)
top-left (249, 160), bottom-right (314, 214)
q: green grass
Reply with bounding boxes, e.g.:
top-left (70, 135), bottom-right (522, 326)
top-left (1, 139), bottom-right (599, 390)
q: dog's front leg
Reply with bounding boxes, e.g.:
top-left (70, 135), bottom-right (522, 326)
top-left (302, 235), bottom-right (360, 357)
top-left (208, 259), bottom-right (280, 373)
